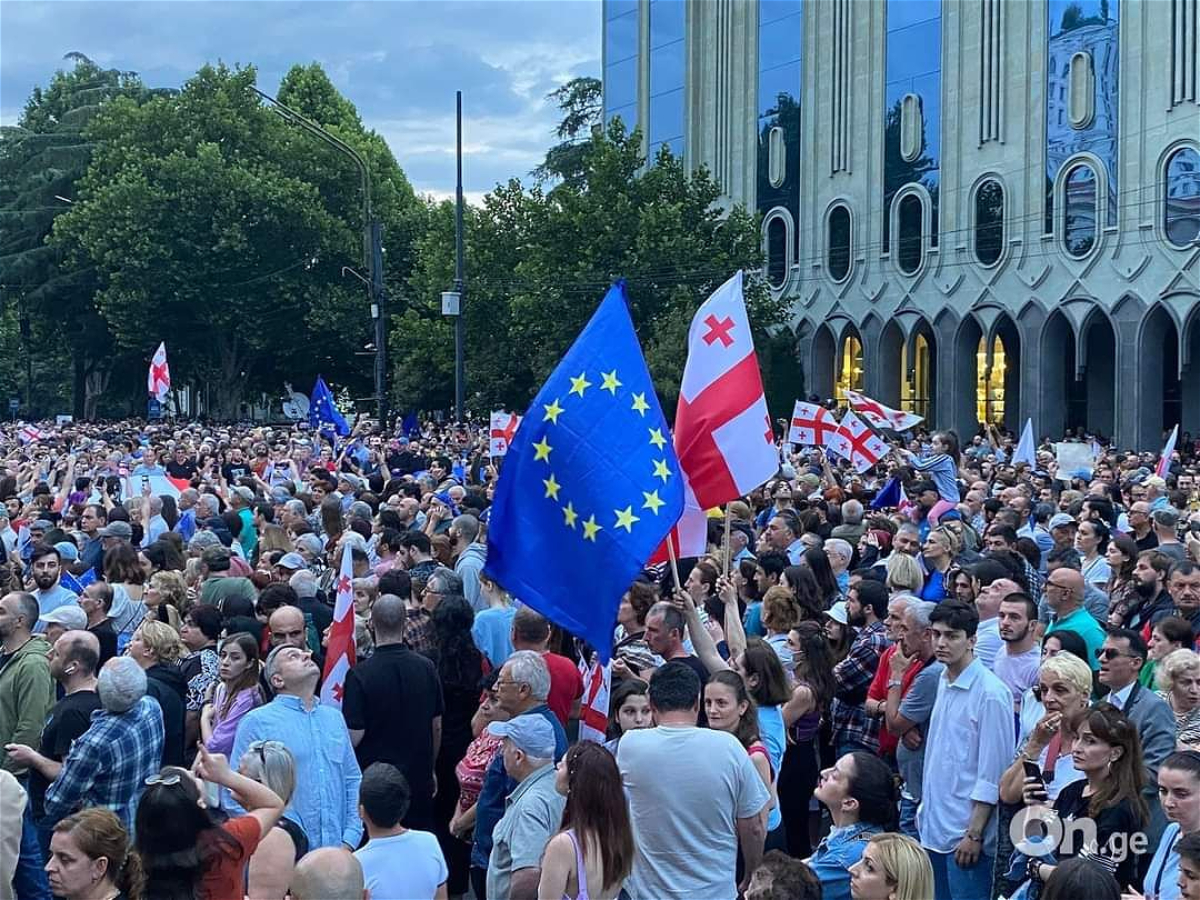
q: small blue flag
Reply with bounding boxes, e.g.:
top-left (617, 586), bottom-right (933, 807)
top-left (870, 476), bottom-right (903, 511)
top-left (401, 411), bottom-right (421, 439)
top-left (308, 375), bottom-right (350, 438)
top-left (484, 282), bottom-right (685, 662)
top-left (61, 567), bottom-right (97, 596)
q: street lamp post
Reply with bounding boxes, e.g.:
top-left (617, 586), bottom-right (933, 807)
top-left (453, 90), bottom-right (466, 423)
top-left (253, 87), bottom-right (389, 427)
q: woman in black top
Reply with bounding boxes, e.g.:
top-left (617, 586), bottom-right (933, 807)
top-left (1024, 703), bottom-right (1148, 890)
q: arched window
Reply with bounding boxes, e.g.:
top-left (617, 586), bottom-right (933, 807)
top-left (896, 194), bottom-right (924, 274)
top-left (1165, 147), bottom-right (1200, 248)
top-left (828, 205), bottom-right (852, 282)
top-left (766, 216), bottom-right (788, 289)
top-left (974, 180), bottom-right (1005, 266)
top-left (1063, 163), bottom-right (1098, 257)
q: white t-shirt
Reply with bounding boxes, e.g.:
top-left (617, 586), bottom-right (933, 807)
top-left (619, 725), bottom-right (770, 900)
top-left (354, 829), bottom-right (447, 900)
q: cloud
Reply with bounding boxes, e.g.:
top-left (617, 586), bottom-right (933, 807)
top-left (0, 0), bottom-right (601, 196)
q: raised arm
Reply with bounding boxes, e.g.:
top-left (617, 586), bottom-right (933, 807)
top-left (676, 589), bottom-right (730, 675)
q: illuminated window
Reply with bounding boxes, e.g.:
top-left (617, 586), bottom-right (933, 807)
top-left (976, 335), bottom-right (1006, 425)
top-left (900, 333), bottom-right (932, 420)
top-left (836, 334), bottom-right (864, 401)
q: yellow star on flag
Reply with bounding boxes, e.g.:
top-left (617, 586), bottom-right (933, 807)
top-left (631, 392), bottom-right (650, 416)
top-left (652, 459), bottom-right (671, 483)
top-left (562, 502), bottom-right (578, 528)
top-left (600, 370), bottom-right (622, 395)
top-left (532, 437), bottom-right (552, 462)
top-left (642, 490), bottom-right (665, 514)
top-left (542, 398), bottom-right (564, 424)
top-left (648, 427), bottom-right (667, 449)
top-left (614, 506), bottom-right (640, 532)
top-left (581, 514), bottom-right (602, 541)
top-left (569, 372), bottom-right (592, 397)
top-left (543, 473), bottom-right (561, 500)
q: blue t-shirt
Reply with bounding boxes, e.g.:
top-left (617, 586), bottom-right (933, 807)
top-left (471, 606), bottom-right (516, 669)
top-left (757, 704), bottom-right (786, 831)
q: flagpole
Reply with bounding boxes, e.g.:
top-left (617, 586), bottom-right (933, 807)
top-left (665, 532), bottom-right (682, 592)
top-left (723, 511), bottom-right (732, 576)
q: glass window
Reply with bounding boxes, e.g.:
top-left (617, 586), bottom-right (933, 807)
top-left (888, 0), bottom-right (941, 31)
top-left (605, 102), bottom-right (638, 132)
top-left (759, 13), bottom-right (802, 70)
top-left (648, 88), bottom-right (685, 145)
top-left (649, 42), bottom-right (685, 97)
top-left (760, 0), bottom-right (803, 26)
top-left (836, 334), bottom-right (865, 400)
top-left (606, 10), bottom-right (639, 63)
top-left (828, 205), bottom-right (852, 281)
top-left (897, 193), bottom-right (924, 274)
top-left (767, 217), bottom-right (788, 289)
top-left (1165, 147), bottom-right (1200, 248)
top-left (606, 0), bottom-right (638, 21)
top-left (1063, 163), bottom-right (1097, 257)
top-left (604, 57), bottom-right (638, 111)
top-left (649, 0), bottom-right (684, 49)
top-left (759, 61), bottom-right (801, 119)
top-left (974, 180), bottom-right (1005, 266)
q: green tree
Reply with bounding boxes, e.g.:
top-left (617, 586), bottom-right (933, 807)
top-left (401, 118), bottom-right (783, 418)
top-left (0, 54), bottom-right (167, 417)
top-left (532, 77), bottom-right (602, 191)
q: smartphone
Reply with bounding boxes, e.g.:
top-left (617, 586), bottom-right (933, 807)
top-left (1023, 759), bottom-right (1048, 798)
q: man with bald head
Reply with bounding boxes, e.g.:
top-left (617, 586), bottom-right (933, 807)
top-left (343, 594), bottom-right (443, 831)
top-left (291, 847), bottom-right (367, 900)
top-left (3, 630), bottom-right (101, 854)
top-left (973, 576), bottom-right (1020, 671)
top-left (1044, 567), bottom-right (1106, 670)
top-left (267, 604), bottom-right (322, 677)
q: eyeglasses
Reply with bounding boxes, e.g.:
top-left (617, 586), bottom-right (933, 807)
top-left (1096, 647), bottom-right (1137, 661)
top-left (145, 772), bottom-right (182, 787)
top-left (494, 679), bottom-right (524, 689)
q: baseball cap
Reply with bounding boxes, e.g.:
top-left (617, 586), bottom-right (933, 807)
top-left (293, 534), bottom-right (324, 557)
top-left (487, 715), bottom-right (557, 759)
top-left (1153, 507), bottom-right (1180, 528)
top-left (30, 519), bottom-right (54, 532)
top-left (40, 605), bottom-right (87, 630)
top-left (54, 541), bottom-right (79, 562)
top-left (1048, 513), bottom-right (1077, 531)
top-left (276, 552), bottom-right (306, 571)
top-left (826, 600), bottom-right (850, 626)
top-left (1144, 475), bottom-right (1168, 490)
top-left (98, 521), bottom-right (133, 540)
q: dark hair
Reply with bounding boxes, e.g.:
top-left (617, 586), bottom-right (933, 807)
top-left (756, 550), bottom-right (789, 580)
top-left (1171, 559), bottom-right (1200, 581)
top-left (184, 604), bottom-right (222, 642)
top-left (217, 632), bottom-right (261, 717)
top-left (791, 621), bottom-right (835, 708)
top-left (1081, 703), bottom-right (1148, 824)
top-left (103, 543), bottom-right (144, 585)
top-left (972, 558), bottom-right (1012, 587)
top-left (359, 762), bottom-right (411, 828)
top-left (706, 670), bottom-right (760, 747)
top-left (1042, 628), bottom-right (1091, 664)
top-left (740, 638), bottom-right (793, 707)
top-left (999, 592), bottom-right (1038, 622)
top-left (647, 602), bottom-right (685, 640)
top-left (852, 579), bottom-right (889, 621)
top-left (135, 767), bottom-right (240, 899)
top-left (649, 661), bottom-right (701, 713)
top-left (1161, 749), bottom-right (1200, 782)
top-left (625, 581), bottom-right (659, 626)
top-left (1041, 856), bottom-right (1120, 900)
top-left (803, 546), bottom-right (841, 604)
top-left (1177, 831), bottom-right (1200, 868)
top-left (398, 530), bottom-right (432, 555)
top-left (558, 742), bottom-right (635, 890)
top-left (986, 524), bottom-right (1019, 547)
top-left (846, 751), bottom-right (899, 828)
top-left (782, 566), bottom-right (825, 620)
top-left (606, 678), bottom-right (649, 739)
top-left (1047, 546), bottom-right (1083, 570)
top-left (256, 583), bottom-right (296, 618)
top-left (1083, 496), bottom-right (1116, 528)
top-left (512, 606), bottom-right (551, 644)
top-left (1108, 627), bottom-right (1148, 661)
top-left (141, 541), bottom-right (183, 574)
top-left (929, 599), bottom-right (980, 637)
top-left (1079, 518), bottom-right (1111, 553)
top-left (29, 542), bottom-right (60, 566)
top-left (62, 633), bottom-right (100, 677)
top-left (1153, 616), bottom-right (1195, 648)
top-left (748, 850), bottom-right (823, 900)
top-left (1107, 534), bottom-right (1140, 582)
top-left (431, 595), bottom-right (483, 691)
top-left (377, 569), bottom-right (412, 602)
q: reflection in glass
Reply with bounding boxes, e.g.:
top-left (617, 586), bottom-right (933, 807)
top-left (648, 0), bottom-right (686, 162)
top-left (900, 332), bottom-right (933, 421)
top-left (757, 2), bottom-right (801, 256)
top-left (977, 336), bottom-right (1006, 425)
top-left (1063, 164), bottom-right (1098, 257)
top-left (836, 334), bottom-right (865, 401)
top-left (828, 205), bottom-right (852, 281)
top-left (606, 10), bottom-right (639, 63)
top-left (767, 216), bottom-right (789, 289)
top-left (1046, 0), bottom-right (1118, 232)
top-left (650, 0), bottom-right (684, 48)
top-left (648, 88), bottom-right (684, 148)
top-left (605, 57), bottom-right (638, 111)
top-left (884, 0), bottom-right (941, 253)
top-left (897, 194), bottom-right (924, 274)
top-left (974, 180), bottom-right (1005, 266)
top-left (604, 7), bottom-right (640, 131)
top-left (606, 0), bottom-right (638, 21)
top-left (1165, 148), bottom-right (1200, 247)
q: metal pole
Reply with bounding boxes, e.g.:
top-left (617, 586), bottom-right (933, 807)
top-left (370, 221), bottom-right (387, 426)
top-left (454, 91), bottom-right (466, 423)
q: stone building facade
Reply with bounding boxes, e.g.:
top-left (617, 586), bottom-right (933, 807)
top-left (602, 0), bottom-right (1200, 449)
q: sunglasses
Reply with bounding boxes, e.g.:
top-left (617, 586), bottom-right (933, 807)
top-left (1096, 647), bottom-right (1138, 661)
top-left (145, 772), bottom-right (182, 787)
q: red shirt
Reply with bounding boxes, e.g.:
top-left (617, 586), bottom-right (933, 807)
top-left (198, 815), bottom-right (262, 900)
top-left (542, 651), bottom-right (584, 727)
top-left (866, 645), bottom-right (925, 756)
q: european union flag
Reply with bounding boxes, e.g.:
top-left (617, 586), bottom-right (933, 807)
top-left (401, 411), bottom-right (421, 439)
top-left (61, 567), bottom-right (97, 596)
top-left (484, 282), bottom-right (684, 661)
top-left (308, 375), bottom-right (350, 438)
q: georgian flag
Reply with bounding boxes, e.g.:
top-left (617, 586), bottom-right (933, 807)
top-left (1157, 425), bottom-right (1179, 478)
top-left (489, 411), bottom-right (522, 457)
top-left (789, 400), bottom-right (840, 448)
top-left (845, 389), bottom-right (923, 432)
top-left (577, 650), bottom-right (611, 744)
top-left (835, 411), bottom-right (891, 474)
top-left (319, 541), bottom-right (358, 708)
top-left (148, 342), bottom-right (171, 402)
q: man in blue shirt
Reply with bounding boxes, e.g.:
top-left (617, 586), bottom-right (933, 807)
top-left (231, 644), bottom-right (362, 849)
top-left (29, 546), bottom-right (78, 630)
top-left (469, 651), bottom-right (566, 891)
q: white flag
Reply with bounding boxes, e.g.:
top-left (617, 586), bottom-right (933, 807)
top-left (148, 342), bottom-right (171, 402)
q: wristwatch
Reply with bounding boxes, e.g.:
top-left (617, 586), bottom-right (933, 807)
top-left (887, 680), bottom-right (902, 689)
top-left (965, 832), bottom-right (982, 843)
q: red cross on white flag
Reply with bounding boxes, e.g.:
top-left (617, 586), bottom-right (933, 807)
top-left (147, 342), bottom-right (171, 402)
top-left (845, 389), bottom-right (923, 432)
top-left (320, 540), bottom-right (358, 709)
top-left (835, 410), bottom-right (891, 473)
top-left (789, 400), bottom-right (840, 448)
top-left (489, 411), bottom-right (522, 457)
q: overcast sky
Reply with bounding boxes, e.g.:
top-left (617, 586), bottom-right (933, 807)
top-left (0, 0), bottom-right (601, 203)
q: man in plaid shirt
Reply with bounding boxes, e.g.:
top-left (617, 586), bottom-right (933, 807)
top-left (44, 656), bottom-right (163, 832)
top-left (831, 580), bottom-right (892, 758)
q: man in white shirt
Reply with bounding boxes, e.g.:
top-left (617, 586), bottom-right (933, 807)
top-left (993, 592), bottom-right (1042, 715)
top-left (973, 575), bottom-right (1019, 671)
top-left (918, 600), bottom-right (1014, 900)
top-left (619, 661), bottom-right (769, 900)
top-left (354, 762), bottom-right (448, 900)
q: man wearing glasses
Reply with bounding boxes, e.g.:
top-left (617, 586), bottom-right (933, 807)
top-left (1043, 568), bottom-right (1106, 671)
top-left (403, 567), bottom-right (460, 655)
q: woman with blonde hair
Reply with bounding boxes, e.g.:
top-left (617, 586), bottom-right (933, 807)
top-left (849, 832), bottom-right (934, 900)
top-left (884, 553), bottom-right (924, 598)
top-left (1157, 647), bottom-right (1200, 748)
top-left (145, 569), bottom-right (185, 629)
top-left (128, 619), bottom-right (188, 766)
top-left (256, 523), bottom-right (292, 559)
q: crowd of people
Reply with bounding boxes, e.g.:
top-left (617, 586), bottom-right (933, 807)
top-left (0, 416), bottom-right (1199, 900)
